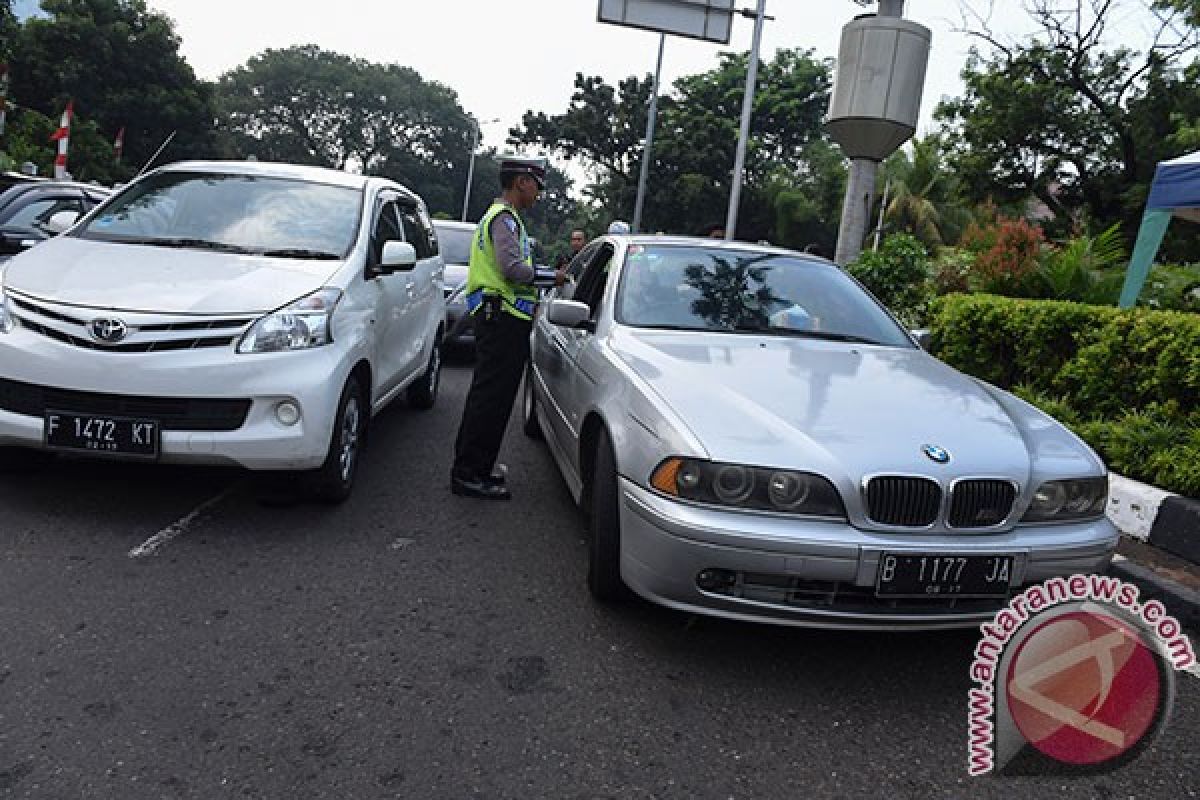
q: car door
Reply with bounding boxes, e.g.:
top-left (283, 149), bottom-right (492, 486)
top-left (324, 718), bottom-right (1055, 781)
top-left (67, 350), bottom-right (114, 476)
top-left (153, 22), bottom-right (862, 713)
top-left (537, 240), bottom-right (617, 466)
top-left (398, 201), bottom-right (443, 364)
top-left (368, 193), bottom-right (419, 398)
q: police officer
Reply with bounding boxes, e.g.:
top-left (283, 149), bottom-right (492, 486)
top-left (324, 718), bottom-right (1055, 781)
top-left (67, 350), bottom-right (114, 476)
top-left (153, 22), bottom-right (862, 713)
top-left (451, 155), bottom-right (557, 500)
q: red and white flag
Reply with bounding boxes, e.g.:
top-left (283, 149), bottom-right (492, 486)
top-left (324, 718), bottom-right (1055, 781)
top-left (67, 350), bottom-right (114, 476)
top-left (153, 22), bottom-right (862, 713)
top-left (0, 64), bottom-right (9, 138)
top-left (113, 126), bottom-right (125, 163)
top-left (49, 100), bottom-right (74, 179)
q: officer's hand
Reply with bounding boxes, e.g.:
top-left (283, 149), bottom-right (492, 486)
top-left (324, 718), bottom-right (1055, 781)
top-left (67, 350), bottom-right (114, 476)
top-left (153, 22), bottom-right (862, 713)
top-left (554, 268), bottom-right (567, 287)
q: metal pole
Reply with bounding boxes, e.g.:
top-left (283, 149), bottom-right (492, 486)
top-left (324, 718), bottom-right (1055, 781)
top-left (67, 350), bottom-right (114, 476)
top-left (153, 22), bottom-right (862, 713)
top-left (873, 177), bottom-right (890, 251)
top-left (134, 131), bottom-right (177, 180)
top-left (632, 33), bottom-right (665, 234)
top-left (724, 0), bottom-right (767, 241)
top-left (834, 158), bottom-right (878, 265)
top-left (461, 120), bottom-right (480, 222)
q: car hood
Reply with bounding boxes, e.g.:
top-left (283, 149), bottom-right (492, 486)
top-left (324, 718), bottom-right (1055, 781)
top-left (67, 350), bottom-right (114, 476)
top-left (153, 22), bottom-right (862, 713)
top-left (1, 236), bottom-right (342, 314)
top-left (611, 328), bottom-right (1084, 481)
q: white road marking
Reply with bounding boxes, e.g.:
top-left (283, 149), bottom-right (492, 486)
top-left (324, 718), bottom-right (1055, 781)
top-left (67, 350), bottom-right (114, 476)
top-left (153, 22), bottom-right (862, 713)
top-left (128, 486), bottom-right (237, 558)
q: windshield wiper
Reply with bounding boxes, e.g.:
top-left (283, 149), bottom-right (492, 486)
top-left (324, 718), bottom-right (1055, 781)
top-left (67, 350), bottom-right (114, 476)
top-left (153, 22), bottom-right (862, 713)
top-left (108, 236), bottom-right (252, 253)
top-left (257, 248), bottom-right (341, 260)
top-left (770, 328), bottom-right (884, 345)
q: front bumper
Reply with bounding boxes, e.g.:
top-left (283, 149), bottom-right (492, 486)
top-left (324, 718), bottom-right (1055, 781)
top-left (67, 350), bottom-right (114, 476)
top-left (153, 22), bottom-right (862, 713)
top-left (0, 326), bottom-right (355, 471)
top-left (618, 478), bottom-right (1119, 631)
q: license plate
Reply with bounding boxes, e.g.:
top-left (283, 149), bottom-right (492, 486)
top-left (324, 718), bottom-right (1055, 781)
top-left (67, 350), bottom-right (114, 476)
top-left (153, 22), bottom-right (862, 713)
top-left (44, 411), bottom-right (159, 458)
top-left (877, 553), bottom-right (1013, 598)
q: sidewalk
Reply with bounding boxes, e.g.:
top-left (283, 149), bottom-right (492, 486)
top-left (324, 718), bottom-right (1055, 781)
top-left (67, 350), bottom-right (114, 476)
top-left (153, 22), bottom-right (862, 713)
top-left (1105, 473), bottom-right (1200, 629)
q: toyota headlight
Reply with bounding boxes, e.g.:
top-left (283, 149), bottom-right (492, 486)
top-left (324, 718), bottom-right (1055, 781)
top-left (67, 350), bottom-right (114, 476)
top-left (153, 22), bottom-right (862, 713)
top-left (237, 288), bottom-right (341, 354)
top-left (650, 457), bottom-right (845, 518)
top-left (1021, 476), bottom-right (1108, 522)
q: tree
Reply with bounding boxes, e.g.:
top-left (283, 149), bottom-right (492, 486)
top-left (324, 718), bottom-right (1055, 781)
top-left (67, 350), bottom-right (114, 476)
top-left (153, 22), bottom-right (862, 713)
top-left (511, 48), bottom-right (840, 245)
top-left (510, 72), bottom-right (654, 219)
top-left (0, 1), bottom-right (17, 62)
top-left (9, 0), bottom-right (216, 175)
top-left (878, 135), bottom-right (970, 250)
top-left (216, 45), bottom-right (478, 219)
top-left (648, 48), bottom-right (835, 241)
top-left (939, 0), bottom-right (1200, 234)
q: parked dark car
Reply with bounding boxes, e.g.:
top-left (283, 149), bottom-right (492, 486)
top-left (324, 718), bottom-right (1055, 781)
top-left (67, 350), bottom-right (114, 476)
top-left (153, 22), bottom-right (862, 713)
top-left (434, 218), bottom-right (548, 351)
top-left (0, 180), bottom-right (112, 263)
top-left (432, 219), bottom-right (475, 348)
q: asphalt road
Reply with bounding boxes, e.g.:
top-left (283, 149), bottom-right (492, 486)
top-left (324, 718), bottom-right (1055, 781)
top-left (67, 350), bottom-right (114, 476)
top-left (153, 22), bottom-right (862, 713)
top-left (1, 361), bottom-right (1196, 800)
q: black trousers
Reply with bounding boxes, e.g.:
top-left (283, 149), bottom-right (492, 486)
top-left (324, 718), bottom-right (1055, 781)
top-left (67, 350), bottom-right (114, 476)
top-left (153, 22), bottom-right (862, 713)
top-left (452, 308), bottom-right (532, 481)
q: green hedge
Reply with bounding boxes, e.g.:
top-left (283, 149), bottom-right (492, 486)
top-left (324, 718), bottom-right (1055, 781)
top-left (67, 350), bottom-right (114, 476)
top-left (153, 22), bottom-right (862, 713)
top-left (928, 294), bottom-right (1200, 497)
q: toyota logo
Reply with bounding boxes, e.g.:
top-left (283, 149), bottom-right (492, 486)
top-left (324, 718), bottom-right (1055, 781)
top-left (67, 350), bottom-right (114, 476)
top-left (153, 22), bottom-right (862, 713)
top-left (922, 444), bottom-right (951, 464)
top-left (89, 317), bottom-right (129, 344)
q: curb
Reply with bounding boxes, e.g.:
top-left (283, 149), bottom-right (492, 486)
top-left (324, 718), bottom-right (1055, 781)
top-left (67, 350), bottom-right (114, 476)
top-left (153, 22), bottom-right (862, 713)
top-left (1108, 554), bottom-right (1200, 630)
top-left (1107, 474), bottom-right (1200, 565)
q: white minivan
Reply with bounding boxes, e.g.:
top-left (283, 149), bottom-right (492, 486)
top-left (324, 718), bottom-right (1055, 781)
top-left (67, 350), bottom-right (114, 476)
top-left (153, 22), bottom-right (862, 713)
top-left (0, 160), bottom-right (445, 502)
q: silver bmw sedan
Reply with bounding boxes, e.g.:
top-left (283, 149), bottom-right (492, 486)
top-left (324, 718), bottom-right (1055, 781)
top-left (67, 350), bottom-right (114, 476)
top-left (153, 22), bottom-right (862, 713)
top-left (523, 235), bottom-right (1117, 630)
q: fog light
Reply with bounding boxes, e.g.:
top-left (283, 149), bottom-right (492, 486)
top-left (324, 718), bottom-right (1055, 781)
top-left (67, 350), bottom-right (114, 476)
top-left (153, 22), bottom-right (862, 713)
top-left (275, 401), bottom-right (301, 426)
top-left (696, 568), bottom-right (737, 592)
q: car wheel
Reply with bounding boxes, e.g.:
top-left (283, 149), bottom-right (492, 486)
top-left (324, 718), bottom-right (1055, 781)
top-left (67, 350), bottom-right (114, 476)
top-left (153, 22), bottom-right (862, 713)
top-left (588, 428), bottom-right (627, 602)
top-left (406, 337), bottom-right (441, 410)
top-left (522, 364), bottom-right (542, 439)
top-left (307, 375), bottom-right (365, 504)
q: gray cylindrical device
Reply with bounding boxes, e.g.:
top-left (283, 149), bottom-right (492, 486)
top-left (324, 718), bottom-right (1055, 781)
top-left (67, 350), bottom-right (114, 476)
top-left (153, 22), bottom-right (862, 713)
top-left (824, 14), bottom-right (932, 161)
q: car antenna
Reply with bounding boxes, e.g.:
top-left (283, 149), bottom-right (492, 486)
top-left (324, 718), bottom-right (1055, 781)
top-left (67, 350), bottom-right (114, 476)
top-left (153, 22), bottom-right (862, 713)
top-left (133, 130), bottom-right (177, 179)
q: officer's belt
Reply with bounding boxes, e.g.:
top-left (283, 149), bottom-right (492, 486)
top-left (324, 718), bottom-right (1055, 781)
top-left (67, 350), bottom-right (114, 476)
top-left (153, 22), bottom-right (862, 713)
top-left (465, 289), bottom-right (536, 317)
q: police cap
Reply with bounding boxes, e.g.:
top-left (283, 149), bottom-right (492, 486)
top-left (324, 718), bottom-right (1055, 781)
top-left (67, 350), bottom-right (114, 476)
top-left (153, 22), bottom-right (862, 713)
top-left (499, 155), bottom-right (548, 189)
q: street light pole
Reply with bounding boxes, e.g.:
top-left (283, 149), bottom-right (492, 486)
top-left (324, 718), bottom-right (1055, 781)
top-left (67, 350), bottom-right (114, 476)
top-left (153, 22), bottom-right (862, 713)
top-left (632, 33), bottom-right (665, 234)
top-left (462, 117), bottom-right (499, 222)
top-left (724, 0), bottom-right (768, 241)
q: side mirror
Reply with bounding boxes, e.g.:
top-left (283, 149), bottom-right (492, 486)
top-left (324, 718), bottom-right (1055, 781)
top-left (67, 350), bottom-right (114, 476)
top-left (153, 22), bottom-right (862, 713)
top-left (380, 240), bottom-right (418, 273)
top-left (547, 299), bottom-right (592, 329)
top-left (43, 210), bottom-right (81, 234)
top-left (910, 328), bottom-right (932, 350)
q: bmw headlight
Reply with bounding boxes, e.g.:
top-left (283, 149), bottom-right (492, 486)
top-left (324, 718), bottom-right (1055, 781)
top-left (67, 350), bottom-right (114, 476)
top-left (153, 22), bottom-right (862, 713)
top-left (237, 288), bottom-right (341, 354)
top-left (650, 457), bottom-right (845, 518)
top-left (1021, 476), bottom-right (1108, 522)
top-left (0, 290), bottom-right (14, 334)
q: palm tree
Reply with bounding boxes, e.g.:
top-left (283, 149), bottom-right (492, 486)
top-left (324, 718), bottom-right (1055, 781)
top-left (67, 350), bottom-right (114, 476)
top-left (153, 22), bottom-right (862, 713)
top-left (878, 136), bottom-right (968, 250)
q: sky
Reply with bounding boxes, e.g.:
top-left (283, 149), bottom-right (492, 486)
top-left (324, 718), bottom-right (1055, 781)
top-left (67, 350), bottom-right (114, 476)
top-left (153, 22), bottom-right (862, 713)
top-left (81, 0), bottom-right (1169, 185)
top-left (142, 0), bottom-right (1020, 153)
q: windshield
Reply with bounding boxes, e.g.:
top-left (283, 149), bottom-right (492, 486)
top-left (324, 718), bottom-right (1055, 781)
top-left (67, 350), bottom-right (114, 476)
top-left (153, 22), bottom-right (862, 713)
top-left (75, 171), bottom-right (363, 258)
top-left (615, 245), bottom-right (913, 347)
top-left (435, 224), bottom-right (474, 265)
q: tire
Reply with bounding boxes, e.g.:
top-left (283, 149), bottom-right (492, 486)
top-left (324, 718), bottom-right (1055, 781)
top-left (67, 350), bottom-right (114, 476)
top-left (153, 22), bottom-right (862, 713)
top-left (306, 375), bottom-right (365, 504)
top-left (406, 336), bottom-right (441, 410)
top-left (521, 364), bottom-right (543, 440)
top-left (587, 428), bottom-right (627, 602)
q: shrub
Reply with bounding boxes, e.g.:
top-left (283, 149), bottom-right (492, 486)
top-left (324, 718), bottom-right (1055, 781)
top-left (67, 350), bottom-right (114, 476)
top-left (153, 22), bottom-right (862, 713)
top-left (1139, 262), bottom-right (1200, 312)
top-left (846, 233), bottom-right (933, 326)
top-left (929, 293), bottom-right (1200, 497)
top-left (931, 247), bottom-right (974, 295)
top-left (961, 216), bottom-right (1045, 297)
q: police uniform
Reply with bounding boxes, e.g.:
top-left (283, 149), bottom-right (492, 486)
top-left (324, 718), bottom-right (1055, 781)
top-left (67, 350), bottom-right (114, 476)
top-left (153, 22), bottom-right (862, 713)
top-left (451, 156), bottom-right (547, 500)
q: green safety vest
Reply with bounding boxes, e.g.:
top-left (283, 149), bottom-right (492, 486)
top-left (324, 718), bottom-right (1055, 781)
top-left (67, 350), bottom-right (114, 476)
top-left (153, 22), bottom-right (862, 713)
top-left (467, 202), bottom-right (538, 320)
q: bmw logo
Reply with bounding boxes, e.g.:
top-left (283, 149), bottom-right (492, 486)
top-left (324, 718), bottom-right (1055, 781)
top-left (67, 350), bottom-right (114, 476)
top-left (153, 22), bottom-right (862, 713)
top-left (89, 317), bottom-right (129, 344)
top-left (922, 444), bottom-right (951, 464)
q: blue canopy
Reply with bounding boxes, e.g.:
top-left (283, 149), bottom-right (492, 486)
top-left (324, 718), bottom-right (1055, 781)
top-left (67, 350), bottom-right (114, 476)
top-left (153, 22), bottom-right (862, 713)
top-left (1120, 150), bottom-right (1200, 307)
